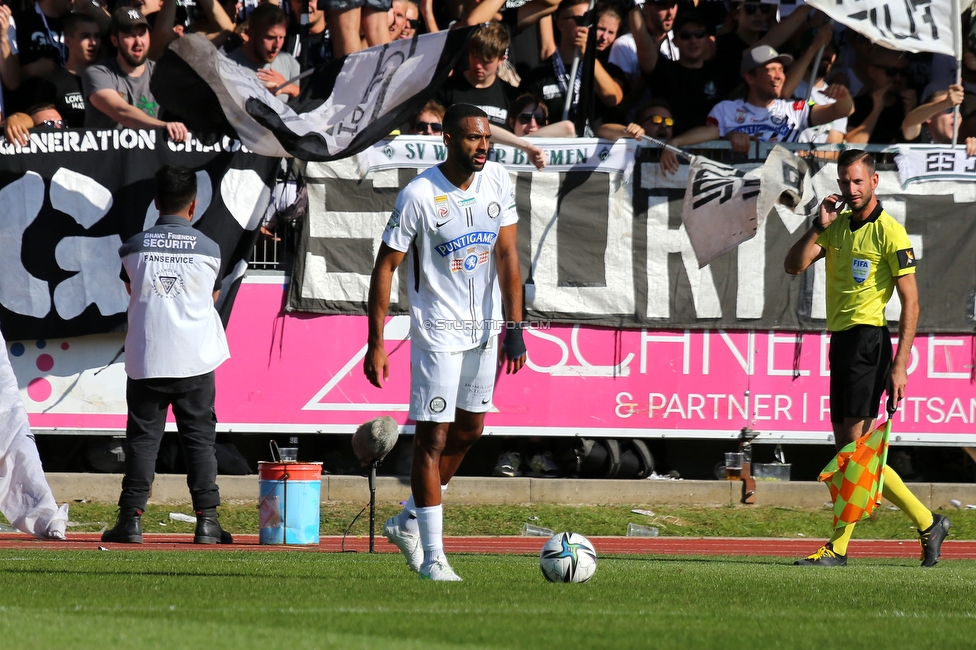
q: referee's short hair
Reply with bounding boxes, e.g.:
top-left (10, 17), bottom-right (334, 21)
top-left (443, 103), bottom-right (489, 135)
top-left (155, 165), bottom-right (197, 215)
top-left (837, 149), bottom-right (876, 175)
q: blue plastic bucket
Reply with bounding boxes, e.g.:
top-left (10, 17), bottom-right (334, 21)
top-left (258, 462), bottom-right (322, 545)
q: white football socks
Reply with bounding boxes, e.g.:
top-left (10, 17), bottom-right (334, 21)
top-left (416, 504), bottom-right (445, 567)
top-left (399, 485), bottom-right (448, 536)
top-left (398, 494), bottom-right (418, 535)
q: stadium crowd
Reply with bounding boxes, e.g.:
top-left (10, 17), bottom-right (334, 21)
top-left (1, 0), bottom-right (975, 153)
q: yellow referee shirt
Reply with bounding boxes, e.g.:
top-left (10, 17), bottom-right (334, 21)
top-left (816, 203), bottom-right (916, 332)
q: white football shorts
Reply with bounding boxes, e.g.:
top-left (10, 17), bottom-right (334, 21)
top-left (409, 337), bottom-right (498, 423)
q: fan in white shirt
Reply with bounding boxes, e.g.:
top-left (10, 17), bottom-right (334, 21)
top-left (661, 45), bottom-right (853, 175)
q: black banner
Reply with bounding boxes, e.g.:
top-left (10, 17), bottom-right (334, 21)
top-left (0, 128), bottom-right (279, 341)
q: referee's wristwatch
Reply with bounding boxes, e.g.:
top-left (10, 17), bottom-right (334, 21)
top-left (811, 218), bottom-right (826, 233)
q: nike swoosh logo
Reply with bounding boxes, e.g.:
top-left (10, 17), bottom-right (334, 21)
top-left (481, 398), bottom-right (490, 404)
top-left (436, 220), bottom-right (452, 228)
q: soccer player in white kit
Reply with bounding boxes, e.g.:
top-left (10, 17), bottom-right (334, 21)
top-left (364, 103), bottom-right (527, 581)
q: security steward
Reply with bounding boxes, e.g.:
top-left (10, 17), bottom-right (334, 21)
top-left (102, 165), bottom-right (233, 544)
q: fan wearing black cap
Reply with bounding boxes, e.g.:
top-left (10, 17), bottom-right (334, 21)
top-left (660, 44), bottom-right (852, 175)
top-left (82, 6), bottom-right (188, 142)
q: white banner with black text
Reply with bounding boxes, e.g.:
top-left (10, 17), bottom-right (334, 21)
top-left (288, 143), bottom-right (976, 333)
top-left (805, 0), bottom-right (960, 57)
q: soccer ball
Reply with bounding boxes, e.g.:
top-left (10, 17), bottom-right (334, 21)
top-left (539, 532), bottom-right (597, 583)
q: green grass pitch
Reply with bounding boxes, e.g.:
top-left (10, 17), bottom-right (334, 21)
top-left (1, 550), bottom-right (974, 649)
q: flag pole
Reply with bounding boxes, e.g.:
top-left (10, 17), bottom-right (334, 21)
top-left (878, 397), bottom-right (896, 497)
top-left (953, 0), bottom-right (963, 146)
top-left (804, 46), bottom-right (825, 106)
top-left (273, 66), bottom-right (320, 94)
top-left (562, 0), bottom-right (597, 121)
top-left (640, 134), bottom-right (697, 162)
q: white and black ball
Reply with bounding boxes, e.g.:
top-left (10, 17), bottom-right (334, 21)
top-left (539, 532), bottom-right (597, 583)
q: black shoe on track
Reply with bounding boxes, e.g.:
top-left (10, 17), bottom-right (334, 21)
top-left (194, 508), bottom-right (233, 544)
top-left (919, 514), bottom-right (951, 568)
top-left (794, 543), bottom-right (847, 566)
top-left (101, 509), bottom-right (143, 544)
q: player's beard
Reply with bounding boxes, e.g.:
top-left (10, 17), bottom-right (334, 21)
top-left (120, 47), bottom-right (148, 68)
top-left (846, 188), bottom-right (872, 213)
top-left (453, 140), bottom-right (485, 176)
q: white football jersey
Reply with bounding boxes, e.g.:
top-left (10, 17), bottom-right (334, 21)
top-left (707, 98), bottom-right (811, 143)
top-left (796, 84), bottom-right (848, 143)
top-left (383, 161), bottom-right (518, 352)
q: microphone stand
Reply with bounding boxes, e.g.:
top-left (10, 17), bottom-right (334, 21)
top-left (368, 458), bottom-right (380, 553)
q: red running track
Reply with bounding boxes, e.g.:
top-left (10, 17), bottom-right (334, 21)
top-left (1, 533), bottom-right (975, 560)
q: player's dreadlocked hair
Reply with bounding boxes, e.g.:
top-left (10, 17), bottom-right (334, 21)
top-left (443, 103), bottom-right (489, 136)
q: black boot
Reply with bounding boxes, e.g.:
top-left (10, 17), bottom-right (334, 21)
top-left (194, 508), bottom-right (233, 544)
top-left (102, 509), bottom-right (143, 543)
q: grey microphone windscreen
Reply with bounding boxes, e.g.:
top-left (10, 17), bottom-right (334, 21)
top-left (352, 416), bottom-right (400, 465)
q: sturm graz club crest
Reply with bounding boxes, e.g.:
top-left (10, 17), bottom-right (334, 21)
top-left (487, 201), bottom-right (501, 219)
top-left (429, 397), bottom-right (447, 413)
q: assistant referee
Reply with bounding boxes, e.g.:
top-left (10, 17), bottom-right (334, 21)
top-left (784, 149), bottom-right (950, 567)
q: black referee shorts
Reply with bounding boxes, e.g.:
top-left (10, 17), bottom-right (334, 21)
top-left (828, 325), bottom-right (892, 424)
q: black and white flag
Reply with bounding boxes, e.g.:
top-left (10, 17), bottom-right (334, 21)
top-left (757, 145), bottom-right (820, 229)
top-left (805, 0), bottom-right (960, 58)
top-left (681, 157), bottom-right (762, 268)
top-left (0, 129), bottom-right (278, 341)
top-left (684, 148), bottom-right (825, 269)
top-left (152, 29), bottom-right (474, 161)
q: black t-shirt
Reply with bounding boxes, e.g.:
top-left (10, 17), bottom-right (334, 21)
top-left (519, 55), bottom-right (609, 132)
top-left (35, 66), bottom-right (86, 128)
top-left (644, 58), bottom-right (732, 136)
top-left (499, 7), bottom-right (541, 79)
top-left (13, 7), bottom-right (67, 112)
top-left (519, 56), bottom-right (572, 123)
top-left (284, 26), bottom-right (332, 70)
top-left (16, 7), bottom-right (66, 68)
top-left (714, 32), bottom-right (751, 88)
top-left (436, 73), bottom-right (518, 128)
top-left (848, 94), bottom-right (905, 145)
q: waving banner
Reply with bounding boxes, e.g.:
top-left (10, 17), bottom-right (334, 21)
top-left (805, 0), bottom-right (960, 57)
top-left (681, 156), bottom-right (762, 268)
top-left (152, 29), bottom-right (474, 161)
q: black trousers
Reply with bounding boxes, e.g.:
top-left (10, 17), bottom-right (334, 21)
top-left (119, 372), bottom-right (220, 512)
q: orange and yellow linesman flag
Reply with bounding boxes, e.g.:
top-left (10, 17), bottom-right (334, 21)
top-left (818, 417), bottom-right (892, 530)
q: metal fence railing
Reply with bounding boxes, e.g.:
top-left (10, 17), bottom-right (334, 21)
top-left (250, 220), bottom-right (296, 272)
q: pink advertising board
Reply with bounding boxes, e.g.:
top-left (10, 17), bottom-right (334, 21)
top-left (11, 279), bottom-right (976, 445)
